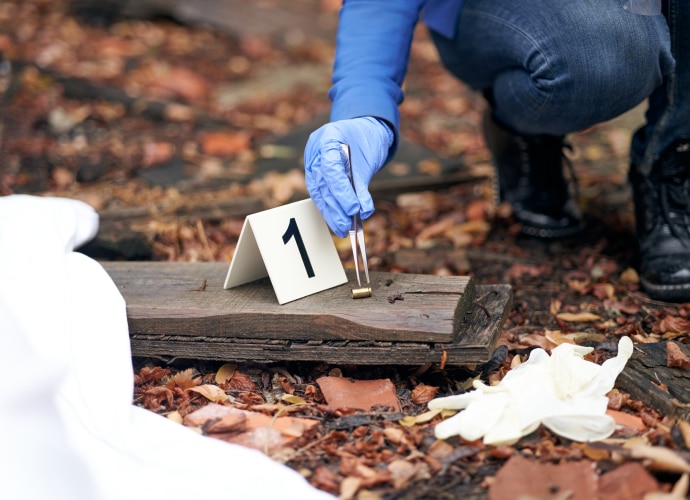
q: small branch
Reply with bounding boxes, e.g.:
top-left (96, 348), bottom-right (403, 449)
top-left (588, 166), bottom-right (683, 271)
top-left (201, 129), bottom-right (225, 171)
top-left (472, 290), bottom-right (498, 319)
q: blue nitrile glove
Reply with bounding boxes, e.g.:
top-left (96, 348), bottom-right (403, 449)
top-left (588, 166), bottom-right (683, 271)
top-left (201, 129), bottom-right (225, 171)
top-left (304, 117), bottom-right (394, 237)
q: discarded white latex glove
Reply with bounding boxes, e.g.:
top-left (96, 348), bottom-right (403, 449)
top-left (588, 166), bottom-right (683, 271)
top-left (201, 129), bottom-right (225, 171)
top-left (428, 336), bottom-right (634, 446)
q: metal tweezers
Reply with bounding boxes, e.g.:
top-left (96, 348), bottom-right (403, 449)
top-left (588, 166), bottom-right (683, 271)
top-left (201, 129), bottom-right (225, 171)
top-left (341, 143), bottom-right (370, 287)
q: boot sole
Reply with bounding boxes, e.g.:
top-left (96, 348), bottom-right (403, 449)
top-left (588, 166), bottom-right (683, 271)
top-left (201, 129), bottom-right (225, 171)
top-left (521, 221), bottom-right (585, 240)
top-left (640, 276), bottom-right (690, 303)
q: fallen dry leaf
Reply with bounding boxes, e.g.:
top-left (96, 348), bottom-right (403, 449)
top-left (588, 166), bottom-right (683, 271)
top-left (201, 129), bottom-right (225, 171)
top-left (398, 409), bottom-right (442, 427)
top-left (619, 267), bottom-right (640, 284)
top-left (317, 377), bottom-right (401, 412)
top-left (411, 384), bottom-right (439, 405)
top-left (626, 444), bottom-right (690, 473)
top-left (415, 217), bottom-right (455, 243)
top-left (506, 263), bottom-right (543, 280)
top-left (185, 403), bottom-right (319, 453)
top-left (200, 131), bottom-right (251, 157)
top-left (606, 409), bottom-right (647, 432)
top-left (666, 342), bottom-right (690, 369)
top-left (656, 316), bottom-right (690, 335)
top-left (215, 363), bottom-right (237, 384)
top-left (166, 410), bottom-right (183, 424)
top-left (165, 368), bottom-right (199, 390)
top-left (578, 443), bottom-right (611, 461)
top-left (519, 332), bottom-right (557, 350)
top-left (556, 311), bottom-right (603, 322)
top-left (51, 166), bottom-right (75, 191)
top-left (188, 384), bottom-right (229, 403)
top-left (544, 329), bottom-right (576, 345)
top-left (183, 403), bottom-right (247, 433)
top-left (383, 427), bottom-right (404, 445)
top-left (142, 141), bottom-right (175, 167)
top-left (598, 462), bottom-right (659, 500)
top-left (157, 65), bottom-right (210, 101)
top-left (339, 476), bottom-right (363, 500)
top-left (312, 466), bottom-right (340, 494)
top-left (281, 394), bottom-right (307, 405)
top-left (225, 371), bottom-right (259, 391)
top-left (488, 455), bottom-right (597, 500)
top-left (550, 298), bottom-right (562, 315)
top-left (143, 386), bottom-right (175, 410)
top-left (136, 366), bottom-right (170, 384)
top-left (387, 460), bottom-right (430, 490)
top-left (465, 198), bottom-right (490, 221)
top-left (592, 282), bottom-right (615, 300)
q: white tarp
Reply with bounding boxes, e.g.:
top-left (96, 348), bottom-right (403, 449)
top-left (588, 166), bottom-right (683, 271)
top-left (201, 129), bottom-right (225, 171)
top-left (0, 194), bottom-right (333, 500)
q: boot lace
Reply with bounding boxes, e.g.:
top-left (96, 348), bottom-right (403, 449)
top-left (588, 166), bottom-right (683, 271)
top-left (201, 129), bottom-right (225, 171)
top-left (656, 176), bottom-right (690, 246)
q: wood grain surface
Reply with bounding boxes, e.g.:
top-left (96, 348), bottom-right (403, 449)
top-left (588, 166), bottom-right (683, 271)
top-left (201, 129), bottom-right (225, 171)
top-left (103, 262), bottom-right (511, 364)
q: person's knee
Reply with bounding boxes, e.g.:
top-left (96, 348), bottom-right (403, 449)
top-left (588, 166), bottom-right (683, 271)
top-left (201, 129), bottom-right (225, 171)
top-left (496, 14), bottom-right (671, 135)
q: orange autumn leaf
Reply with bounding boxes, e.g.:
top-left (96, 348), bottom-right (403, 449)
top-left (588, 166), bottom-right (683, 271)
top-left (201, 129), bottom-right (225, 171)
top-left (519, 332), bottom-right (556, 350)
top-left (606, 409), bottom-right (647, 432)
top-left (165, 368), bottom-right (199, 390)
top-left (667, 342), bottom-right (690, 369)
top-left (544, 329), bottom-right (576, 346)
top-left (136, 366), bottom-right (170, 384)
top-left (201, 131), bottom-right (251, 156)
top-left (591, 282), bottom-right (615, 300)
top-left (141, 141), bottom-right (175, 167)
top-left (215, 363), bottom-right (237, 384)
top-left (188, 384), bottom-right (229, 403)
top-left (556, 311), bottom-right (602, 322)
top-left (158, 66), bottom-right (210, 101)
top-left (398, 409), bottom-right (442, 427)
top-left (549, 298), bottom-right (562, 316)
top-left (619, 267), bottom-right (640, 284)
top-left (411, 384), bottom-right (439, 405)
top-left (143, 386), bottom-right (174, 410)
top-left (656, 316), bottom-right (690, 335)
top-left (226, 371), bottom-right (259, 391)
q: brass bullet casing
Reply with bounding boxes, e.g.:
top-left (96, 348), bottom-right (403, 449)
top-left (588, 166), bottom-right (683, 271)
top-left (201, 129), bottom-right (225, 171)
top-left (351, 286), bottom-right (372, 299)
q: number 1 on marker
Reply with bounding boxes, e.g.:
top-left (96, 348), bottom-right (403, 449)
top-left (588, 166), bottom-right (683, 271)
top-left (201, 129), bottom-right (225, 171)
top-left (282, 217), bottom-right (315, 278)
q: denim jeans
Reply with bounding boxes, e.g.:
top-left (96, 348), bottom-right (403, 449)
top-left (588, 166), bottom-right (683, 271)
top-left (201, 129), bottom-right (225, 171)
top-left (430, 0), bottom-right (675, 148)
top-left (632, 0), bottom-right (690, 173)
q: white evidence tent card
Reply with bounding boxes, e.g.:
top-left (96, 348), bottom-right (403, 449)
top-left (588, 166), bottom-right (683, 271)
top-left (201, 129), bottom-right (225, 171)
top-left (224, 198), bottom-right (347, 304)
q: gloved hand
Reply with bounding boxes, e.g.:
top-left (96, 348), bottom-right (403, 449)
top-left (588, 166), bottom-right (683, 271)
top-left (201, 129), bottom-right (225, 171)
top-left (304, 117), bottom-right (394, 237)
top-left (428, 336), bottom-right (634, 446)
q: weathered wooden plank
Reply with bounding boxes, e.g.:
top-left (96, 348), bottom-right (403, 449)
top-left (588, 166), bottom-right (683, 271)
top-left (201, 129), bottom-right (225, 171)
top-left (102, 262), bottom-right (511, 364)
top-left (104, 262), bottom-right (477, 343)
top-left (616, 342), bottom-right (690, 421)
top-left (125, 284), bottom-right (511, 365)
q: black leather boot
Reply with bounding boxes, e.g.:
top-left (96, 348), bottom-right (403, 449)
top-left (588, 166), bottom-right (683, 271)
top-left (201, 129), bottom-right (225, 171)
top-left (483, 111), bottom-right (584, 239)
top-left (630, 137), bottom-right (690, 302)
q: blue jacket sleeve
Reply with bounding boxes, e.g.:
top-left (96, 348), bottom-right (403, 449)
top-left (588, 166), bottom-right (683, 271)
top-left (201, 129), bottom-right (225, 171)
top-left (328, 0), bottom-right (426, 162)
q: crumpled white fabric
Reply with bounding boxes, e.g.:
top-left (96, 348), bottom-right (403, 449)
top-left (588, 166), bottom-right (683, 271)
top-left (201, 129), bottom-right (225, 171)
top-left (0, 194), bottom-right (333, 500)
top-left (428, 336), bottom-right (634, 446)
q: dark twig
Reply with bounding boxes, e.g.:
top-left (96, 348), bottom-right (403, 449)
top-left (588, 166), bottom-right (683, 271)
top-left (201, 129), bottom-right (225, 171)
top-left (472, 290), bottom-right (498, 319)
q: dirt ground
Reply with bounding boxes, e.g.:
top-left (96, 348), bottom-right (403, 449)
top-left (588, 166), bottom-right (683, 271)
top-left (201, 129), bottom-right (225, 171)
top-left (2, 1), bottom-right (690, 498)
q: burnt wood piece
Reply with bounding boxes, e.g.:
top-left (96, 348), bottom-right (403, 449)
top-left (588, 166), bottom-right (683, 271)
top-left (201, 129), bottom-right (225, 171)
top-left (102, 262), bottom-right (511, 365)
top-left (616, 341), bottom-right (690, 421)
